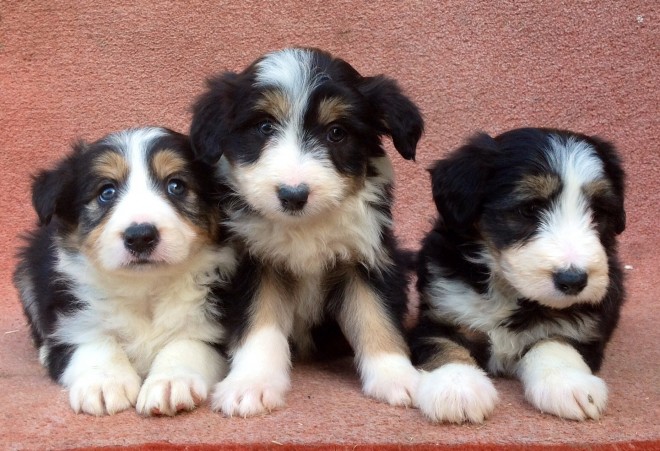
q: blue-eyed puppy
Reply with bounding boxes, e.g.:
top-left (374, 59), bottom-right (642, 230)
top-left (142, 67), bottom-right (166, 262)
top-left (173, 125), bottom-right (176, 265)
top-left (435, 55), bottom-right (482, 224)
top-left (14, 127), bottom-right (236, 416)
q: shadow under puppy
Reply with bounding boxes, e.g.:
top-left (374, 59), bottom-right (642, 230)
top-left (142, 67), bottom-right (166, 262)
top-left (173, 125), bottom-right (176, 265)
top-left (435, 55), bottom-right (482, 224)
top-left (14, 127), bottom-right (237, 416)
top-left (190, 47), bottom-right (424, 417)
top-left (410, 128), bottom-right (626, 423)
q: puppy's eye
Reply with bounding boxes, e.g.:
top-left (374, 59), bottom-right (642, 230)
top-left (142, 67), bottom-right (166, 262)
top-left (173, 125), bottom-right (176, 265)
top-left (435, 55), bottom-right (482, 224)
top-left (98, 184), bottom-right (117, 203)
top-left (167, 179), bottom-right (186, 196)
top-left (258, 120), bottom-right (275, 136)
top-left (518, 202), bottom-right (542, 218)
top-left (327, 126), bottom-right (347, 143)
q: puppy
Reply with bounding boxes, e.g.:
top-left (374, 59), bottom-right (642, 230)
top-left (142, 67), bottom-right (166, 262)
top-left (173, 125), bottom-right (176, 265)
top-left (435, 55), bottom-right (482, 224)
top-left (410, 128), bottom-right (626, 423)
top-left (14, 127), bottom-right (236, 416)
top-left (190, 47), bottom-right (424, 417)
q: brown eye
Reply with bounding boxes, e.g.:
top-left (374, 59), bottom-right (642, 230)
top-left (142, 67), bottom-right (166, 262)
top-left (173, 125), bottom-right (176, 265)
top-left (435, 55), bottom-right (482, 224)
top-left (327, 126), bottom-right (347, 143)
top-left (518, 201), bottom-right (542, 218)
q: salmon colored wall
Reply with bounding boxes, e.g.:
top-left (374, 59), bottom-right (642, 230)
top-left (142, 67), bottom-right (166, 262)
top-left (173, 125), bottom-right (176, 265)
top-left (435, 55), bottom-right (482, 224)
top-left (0, 1), bottom-right (657, 303)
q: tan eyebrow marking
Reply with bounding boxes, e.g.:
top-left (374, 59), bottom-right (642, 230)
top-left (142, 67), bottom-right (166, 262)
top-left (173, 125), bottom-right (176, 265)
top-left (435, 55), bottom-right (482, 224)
top-left (317, 97), bottom-right (351, 125)
top-left (151, 149), bottom-right (187, 181)
top-left (92, 150), bottom-right (129, 183)
top-left (515, 174), bottom-right (561, 200)
top-left (583, 178), bottom-right (614, 198)
top-left (254, 89), bottom-right (290, 121)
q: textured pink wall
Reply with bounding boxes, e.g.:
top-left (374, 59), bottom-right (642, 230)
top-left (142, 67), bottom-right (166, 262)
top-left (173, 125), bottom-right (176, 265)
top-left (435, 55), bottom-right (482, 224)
top-left (0, 1), bottom-right (657, 295)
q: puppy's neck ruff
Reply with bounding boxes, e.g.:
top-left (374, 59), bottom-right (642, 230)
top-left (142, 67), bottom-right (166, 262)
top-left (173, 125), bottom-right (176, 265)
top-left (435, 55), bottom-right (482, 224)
top-left (222, 156), bottom-right (395, 275)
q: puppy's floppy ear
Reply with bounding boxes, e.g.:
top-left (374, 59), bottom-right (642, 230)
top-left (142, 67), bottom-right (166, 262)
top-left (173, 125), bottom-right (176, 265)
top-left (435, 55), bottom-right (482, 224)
top-left (31, 141), bottom-right (83, 226)
top-left (190, 72), bottom-right (240, 165)
top-left (358, 75), bottom-right (424, 160)
top-left (430, 133), bottom-right (496, 230)
top-left (588, 135), bottom-right (626, 235)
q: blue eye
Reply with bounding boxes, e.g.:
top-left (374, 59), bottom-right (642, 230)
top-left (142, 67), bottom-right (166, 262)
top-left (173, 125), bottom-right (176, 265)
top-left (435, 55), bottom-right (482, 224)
top-left (99, 184), bottom-right (117, 203)
top-left (167, 179), bottom-right (186, 196)
top-left (258, 120), bottom-right (275, 136)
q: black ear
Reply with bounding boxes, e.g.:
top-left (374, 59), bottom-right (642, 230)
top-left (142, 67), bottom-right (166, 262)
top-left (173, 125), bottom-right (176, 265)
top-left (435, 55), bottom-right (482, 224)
top-left (31, 142), bottom-right (83, 226)
top-left (588, 135), bottom-right (626, 234)
top-left (190, 72), bottom-right (241, 165)
top-left (358, 75), bottom-right (424, 160)
top-left (430, 133), bottom-right (497, 230)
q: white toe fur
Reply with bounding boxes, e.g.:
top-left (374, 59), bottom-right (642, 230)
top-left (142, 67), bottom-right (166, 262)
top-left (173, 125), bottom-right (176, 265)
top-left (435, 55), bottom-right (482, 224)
top-left (212, 326), bottom-right (291, 417)
top-left (415, 363), bottom-right (498, 423)
top-left (518, 340), bottom-right (608, 420)
top-left (360, 353), bottom-right (420, 407)
top-left (136, 370), bottom-right (208, 416)
top-left (68, 371), bottom-right (142, 416)
top-left (211, 374), bottom-right (289, 417)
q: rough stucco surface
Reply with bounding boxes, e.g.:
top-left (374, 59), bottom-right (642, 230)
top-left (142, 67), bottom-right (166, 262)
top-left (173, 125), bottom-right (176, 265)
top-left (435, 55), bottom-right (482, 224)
top-left (0, 1), bottom-right (658, 449)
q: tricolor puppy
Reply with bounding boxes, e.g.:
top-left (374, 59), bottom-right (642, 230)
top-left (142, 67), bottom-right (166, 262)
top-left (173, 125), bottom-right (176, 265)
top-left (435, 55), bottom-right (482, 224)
top-left (190, 48), bottom-right (424, 417)
top-left (410, 128), bottom-right (626, 423)
top-left (14, 127), bottom-right (236, 416)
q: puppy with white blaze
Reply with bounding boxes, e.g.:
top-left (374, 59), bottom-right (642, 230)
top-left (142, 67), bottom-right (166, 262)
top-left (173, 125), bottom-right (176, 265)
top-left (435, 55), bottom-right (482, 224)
top-left (190, 47), bottom-right (424, 417)
top-left (409, 128), bottom-right (626, 423)
top-left (14, 127), bottom-right (236, 416)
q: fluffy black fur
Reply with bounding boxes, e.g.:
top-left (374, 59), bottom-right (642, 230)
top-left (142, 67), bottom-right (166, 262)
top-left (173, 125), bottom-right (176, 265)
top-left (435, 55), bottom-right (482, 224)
top-left (409, 127), bottom-right (626, 422)
top-left (189, 47), bottom-right (424, 416)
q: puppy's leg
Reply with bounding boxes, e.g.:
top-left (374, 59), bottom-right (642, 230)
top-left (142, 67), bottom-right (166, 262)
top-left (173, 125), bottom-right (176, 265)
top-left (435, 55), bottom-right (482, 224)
top-left (212, 273), bottom-right (293, 417)
top-left (60, 340), bottom-right (141, 416)
top-left (136, 339), bottom-right (226, 416)
top-left (412, 333), bottom-right (497, 423)
top-left (517, 340), bottom-right (607, 420)
top-left (338, 274), bottom-right (419, 407)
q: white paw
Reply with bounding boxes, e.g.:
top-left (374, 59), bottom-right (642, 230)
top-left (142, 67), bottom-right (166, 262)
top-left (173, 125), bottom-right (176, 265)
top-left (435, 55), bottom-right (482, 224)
top-left (414, 363), bottom-right (498, 423)
top-left (211, 374), bottom-right (289, 417)
top-left (68, 371), bottom-right (142, 416)
top-left (136, 370), bottom-right (208, 416)
top-left (525, 368), bottom-right (607, 420)
top-left (361, 353), bottom-right (420, 407)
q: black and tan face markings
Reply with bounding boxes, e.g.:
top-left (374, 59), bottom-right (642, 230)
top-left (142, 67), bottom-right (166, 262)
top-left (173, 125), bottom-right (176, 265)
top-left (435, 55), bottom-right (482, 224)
top-left (150, 149), bottom-right (188, 183)
top-left (317, 97), bottom-right (352, 126)
top-left (254, 89), bottom-right (290, 123)
top-left (514, 174), bottom-right (561, 202)
top-left (92, 150), bottom-right (129, 185)
top-left (583, 178), bottom-right (614, 199)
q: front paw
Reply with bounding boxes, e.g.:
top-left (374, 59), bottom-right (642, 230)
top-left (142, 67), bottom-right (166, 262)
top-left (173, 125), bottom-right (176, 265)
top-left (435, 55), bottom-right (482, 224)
top-left (211, 374), bottom-right (289, 417)
top-left (136, 370), bottom-right (208, 416)
top-left (361, 353), bottom-right (420, 407)
top-left (68, 371), bottom-right (142, 416)
top-left (415, 363), bottom-right (498, 423)
top-left (525, 368), bottom-right (607, 420)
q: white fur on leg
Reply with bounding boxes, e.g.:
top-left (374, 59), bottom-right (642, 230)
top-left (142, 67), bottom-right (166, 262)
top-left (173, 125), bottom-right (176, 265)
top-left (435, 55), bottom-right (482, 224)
top-left (359, 353), bottom-right (420, 407)
top-left (136, 339), bottom-right (226, 416)
top-left (61, 341), bottom-right (142, 416)
top-left (414, 363), bottom-right (498, 423)
top-left (517, 340), bottom-right (607, 420)
top-left (212, 326), bottom-right (291, 417)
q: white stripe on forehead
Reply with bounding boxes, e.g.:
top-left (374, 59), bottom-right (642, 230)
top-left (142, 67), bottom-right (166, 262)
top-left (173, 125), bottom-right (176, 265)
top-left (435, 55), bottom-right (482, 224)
top-left (254, 49), bottom-right (329, 126)
top-left (102, 127), bottom-right (167, 160)
top-left (254, 48), bottom-right (326, 94)
top-left (545, 134), bottom-right (604, 185)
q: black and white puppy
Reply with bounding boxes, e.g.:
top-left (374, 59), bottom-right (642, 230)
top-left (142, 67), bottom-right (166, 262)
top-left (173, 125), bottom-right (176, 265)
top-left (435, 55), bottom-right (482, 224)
top-left (190, 48), bottom-right (424, 417)
top-left (410, 128), bottom-right (626, 423)
top-left (14, 127), bottom-right (236, 416)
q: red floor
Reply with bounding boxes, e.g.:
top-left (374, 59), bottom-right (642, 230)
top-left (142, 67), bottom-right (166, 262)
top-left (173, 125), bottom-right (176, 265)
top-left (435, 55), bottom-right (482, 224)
top-left (1, 1), bottom-right (658, 449)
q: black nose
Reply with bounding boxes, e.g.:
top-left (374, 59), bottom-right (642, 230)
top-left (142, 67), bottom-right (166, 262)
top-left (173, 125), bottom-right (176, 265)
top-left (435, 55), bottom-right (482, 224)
top-left (277, 184), bottom-right (309, 211)
top-left (123, 223), bottom-right (160, 254)
top-left (553, 267), bottom-right (588, 295)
